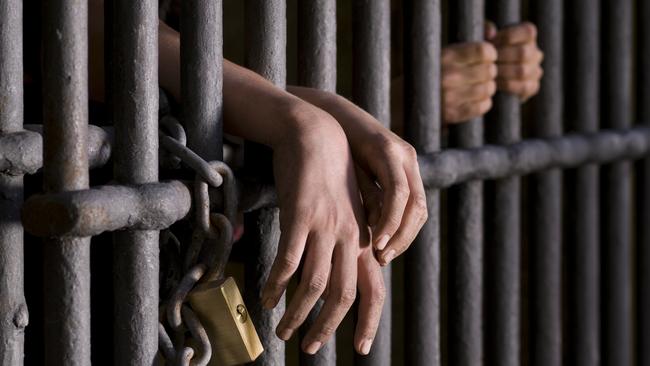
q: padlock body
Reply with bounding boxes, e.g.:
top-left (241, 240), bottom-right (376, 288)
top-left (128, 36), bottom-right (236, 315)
top-left (188, 277), bottom-right (263, 365)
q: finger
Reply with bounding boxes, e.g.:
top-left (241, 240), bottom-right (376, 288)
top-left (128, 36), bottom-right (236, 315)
top-left (355, 166), bottom-right (382, 227)
top-left (443, 97), bottom-right (493, 123)
top-left (442, 62), bottom-right (497, 88)
top-left (276, 233), bottom-right (334, 340)
top-left (354, 249), bottom-right (386, 355)
top-left (302, 245), bottom-right (358, 354)
top-left (378, 160), bottom-right (428, 265)
top-left (497, 43), bottom-right (543, 63)
top-left (484, 20), bottom-right (498, 41)
top-left (497, 78), bottom-right (540, 100)
top-left (443, 80), bottom-right (497, 107)
top-left (497, 63), bottom-right (543, 81)
top-left (368, 156), bottom-right (410, 251)
top-left (441, 42), bottom-right (497, 67)
top-left (262, 216), bottom-right (309, 309)
top-left (493, 21), bottom-right (537, 46)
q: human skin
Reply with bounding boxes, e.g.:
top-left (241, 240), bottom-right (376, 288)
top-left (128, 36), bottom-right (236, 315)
top-left (88, 2), bottom-right (405, 355)
top-left (390, 21), bottom-right (544, 129)
top-left (441, 21), bottom-right (544, 123)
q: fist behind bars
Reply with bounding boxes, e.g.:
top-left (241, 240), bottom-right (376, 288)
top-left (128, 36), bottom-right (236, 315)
top-left (442, 21), bottom-right (544, 123)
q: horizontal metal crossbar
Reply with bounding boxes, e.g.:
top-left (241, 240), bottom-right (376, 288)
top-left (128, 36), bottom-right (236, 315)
top-left (419, 126), bottom-right (650, 188)
top-left (0, 125), bottom-right (111, 175)
top-left (22, 181), bottom-right (191, 237)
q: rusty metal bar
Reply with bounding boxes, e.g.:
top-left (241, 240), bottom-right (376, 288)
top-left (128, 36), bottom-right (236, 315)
top-left (297, 0), bottom-right (337, 364)
top-left (485, 1), bottom-right (521, 365)
top-left (528, 1), bottom-right (563, 365)
top-left (112, 0), bottom-right (159, 363)
top-left (244, 1), bottom-right (286, 365)
top-left (41, 0), bottom-right (91, 363)
top-left (638, 0), bottom-right (650, 363)
top-left (404, 0), bottom-right (441, 366)
top-left (353, 0), bottom-right (391, 364)
top-left (602, 0), bottom-right (633, 364)
top-left (0, 0), bottom-right (27, 364)
top-left (447, 1), bottom-right (484, 365)
top-left (565, 0), bottom-right (600, 364)
top-left (181, 0), bottom-right (222, 161)
top-left (403, 0), bottom-right (441, 365)
top-left (22, 181), bottom-right (191, 237)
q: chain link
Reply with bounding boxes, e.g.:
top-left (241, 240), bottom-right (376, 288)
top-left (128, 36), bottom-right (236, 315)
top-left (157, 119), bottom-right (238, 365)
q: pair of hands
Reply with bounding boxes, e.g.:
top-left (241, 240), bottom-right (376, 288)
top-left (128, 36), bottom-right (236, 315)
top-left (442, 22), bottom-right (544, 122)
top-left (262, 89), bottom-right (426, 356)
top-left (253, 21), bottom-right (542, 357)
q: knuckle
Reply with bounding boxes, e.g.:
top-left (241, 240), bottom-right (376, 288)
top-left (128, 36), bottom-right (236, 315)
top-left (306, 274), bottom-right (328, 295)
top-left (371, 286), bottom-right (387, 306)
top-left (414, 195), bottom-right (429, 220)
top-left (522, 22), bottom-right (537, 38)
top-left (315, 324), bottom-right (337, 340)
top-left (279, 253), bottom-right (301, 272)
top-left (335, 287), bottom-right (358, 307)
top-left (403, 143), bottom-right (418, 160)
top-left (477, 42), bottom-right (494, 60)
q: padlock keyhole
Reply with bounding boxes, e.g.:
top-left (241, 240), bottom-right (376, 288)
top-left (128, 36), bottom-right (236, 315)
top-left (236, 304), bottom-right (248, 323)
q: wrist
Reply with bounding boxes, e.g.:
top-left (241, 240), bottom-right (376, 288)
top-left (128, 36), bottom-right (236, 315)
top-left (270, 98), bottom-right (346, 149)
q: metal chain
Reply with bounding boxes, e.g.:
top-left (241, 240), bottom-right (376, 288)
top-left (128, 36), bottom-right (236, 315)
top-left (157, 118), bottom-right (238, 365)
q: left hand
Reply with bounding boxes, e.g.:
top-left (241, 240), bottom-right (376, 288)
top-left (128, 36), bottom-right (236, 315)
top-left (287, 87), bottom-right (428, 266)
top-left (486, 21), bottom-right (544, 101)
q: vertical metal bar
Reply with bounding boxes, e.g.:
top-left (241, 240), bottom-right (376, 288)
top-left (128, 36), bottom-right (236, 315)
top-left (447, 1), bottom-right (484, 365)
top-left (484, 1), bottom-right (521, 366)
top-left (42, 0), bottom-right (91, 363)
top-left (297, 1), bottom-right (337, 365)
top-left (181, 0), bottom-right (223, 161)
top-left (243, 1), bottom-right (286, 365)
top-left (112, 0), bottom-right (159, 364)
top-left (638, 0), bottom-right (650, 363)
top-left (528, 1), bottom-right (563, 365)
top-left (601, 0), bottom-right (633, 364)
top-left (0, 0), bottom-right (27, 364)
top-left (352, 0), bottom-right (391, 365)
top-left (403, 0), bottom-right (441, 365)
top-left (298, 0), bottom-right (336, 93)
top-left (565, 0), bottom-right (600, 364)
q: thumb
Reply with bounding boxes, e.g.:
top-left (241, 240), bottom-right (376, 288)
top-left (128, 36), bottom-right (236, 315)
top-left (485, 20), bottom-right (498, 41)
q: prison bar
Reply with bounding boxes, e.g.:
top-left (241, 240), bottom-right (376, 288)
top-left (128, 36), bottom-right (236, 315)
top-left (297, 0), bottom-right (338, 364)
top-left (529, 1), bottom-right (563, 364)
top-left (484, 1), bottom-right (521, 365)
top-left (22, 181), bottom-right (191, 237)
top-left (41, 0), bottom-right (92, 363)
top-left (447, 1), bottom-right (485, 365)
top-left (181, 0), bottom-right (223, 161)
top-left (243, 1), bottom-right (287, 365)
top-left (602, 0), bottom-right (633, 364)
top-left (565, 0), bottom-right (600, 364)
top-left (403, 0), bottom-right (441, 365)
top-left (638, 0), bottom-right (650, 363)
top-left (112, 0), bottom-right (160, 363)
top-left (352, 0), bottom-right (392, 365)
top-left (0, 0), bottom-right (26, 364)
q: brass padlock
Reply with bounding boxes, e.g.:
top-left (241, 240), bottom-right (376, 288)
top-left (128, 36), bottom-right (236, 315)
top-left (188, 276), bottom-right (263, 365)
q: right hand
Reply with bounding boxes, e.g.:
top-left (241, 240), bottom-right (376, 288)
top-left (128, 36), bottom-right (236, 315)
top-left (441, 41), bottom-right (498, 123)
top-left (262, 103), bottom-right (386, 356)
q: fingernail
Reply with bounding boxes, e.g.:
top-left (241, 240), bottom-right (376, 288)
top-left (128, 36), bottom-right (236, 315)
top-left (305, 341), bottom-right (322, 355)
top-left (375, 235), bottom-right (390, 250)
top-left (263, 298), bottom-right (275, 309)
top-left (360, 339), bottom-right (373, 355)
top-left (382, 249), bottom-right (396, 264)
top-left (277, 327), bottom-right (292, 341)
